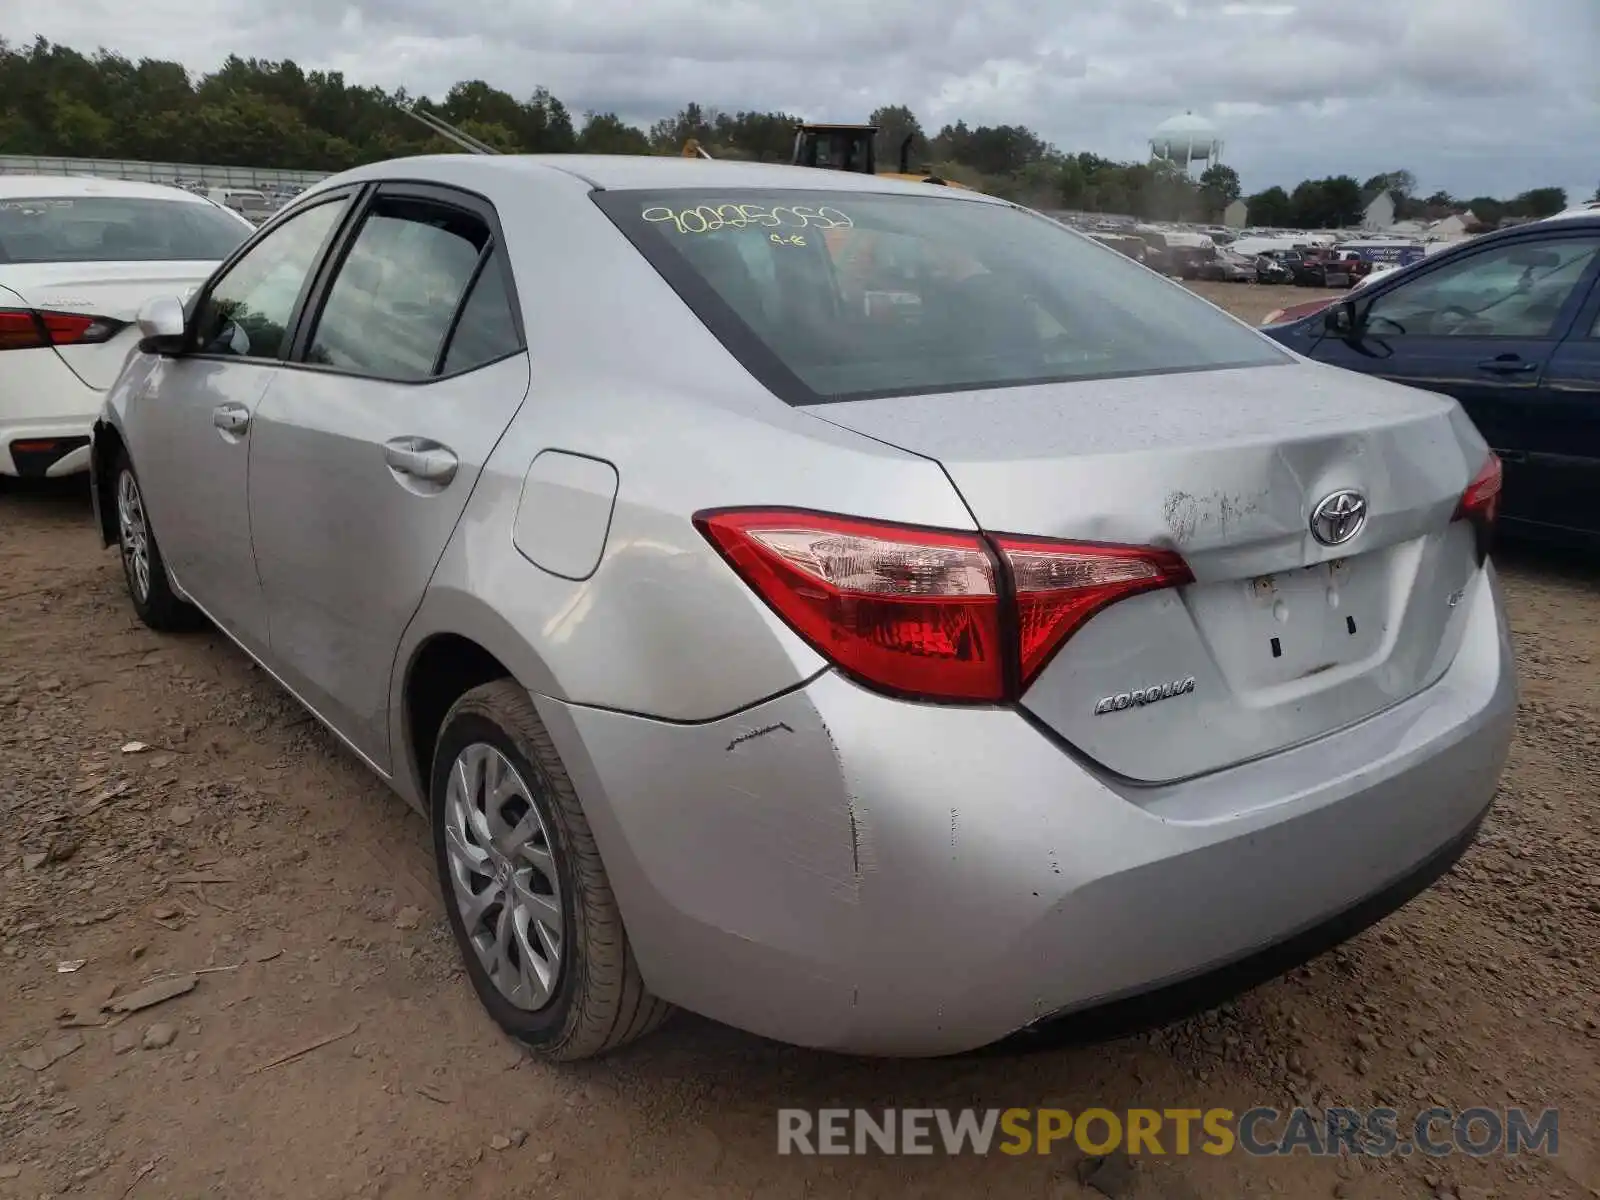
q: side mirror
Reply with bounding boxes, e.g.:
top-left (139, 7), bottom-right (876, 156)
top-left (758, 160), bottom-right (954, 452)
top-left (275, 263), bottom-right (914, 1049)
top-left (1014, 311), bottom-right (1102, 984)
top-left (136, 295), bottom-right (187, 356)
top-left (1323, 301), bottom-right (1357, 338)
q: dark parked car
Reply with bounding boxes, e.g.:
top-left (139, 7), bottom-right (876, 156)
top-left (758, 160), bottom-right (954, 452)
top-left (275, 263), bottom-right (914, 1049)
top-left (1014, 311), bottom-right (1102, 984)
top-left (1263, 216), bottom-right (1600, 548)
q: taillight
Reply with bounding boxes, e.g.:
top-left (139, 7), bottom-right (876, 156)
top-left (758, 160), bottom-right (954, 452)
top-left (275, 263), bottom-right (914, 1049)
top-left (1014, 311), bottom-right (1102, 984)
top-left (992, 535), bottom-right (1194, 688)
top-left (0, 309), bottom-right (125, 351)
top-left (695, 509), bottom-right (1005, 701)
top-left (695, 508), bottom-right (1192, 703)
top-left (1453, 453), bottom-right (1502, 562)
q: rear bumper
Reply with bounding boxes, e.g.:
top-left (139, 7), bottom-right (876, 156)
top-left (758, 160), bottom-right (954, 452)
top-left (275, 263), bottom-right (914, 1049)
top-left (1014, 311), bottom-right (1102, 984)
top-left (0, 348), bottom-right (102, 477)
top-left (0, 428), bottom-right (91, 477)
top-left (536, 563), bottom-right (1516, 1056)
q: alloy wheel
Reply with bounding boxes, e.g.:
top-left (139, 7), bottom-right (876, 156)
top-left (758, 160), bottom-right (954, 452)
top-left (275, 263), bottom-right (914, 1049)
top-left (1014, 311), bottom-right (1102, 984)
top-left (442, 742), bottom-right (565, 1010)
top-left (116, 470), bottom-right (151, 603)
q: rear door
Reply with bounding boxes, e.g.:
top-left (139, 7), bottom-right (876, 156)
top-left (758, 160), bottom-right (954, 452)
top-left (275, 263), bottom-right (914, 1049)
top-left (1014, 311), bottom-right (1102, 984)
top-left (1307, 230), bottom-right (1600, 525)
top-left (246, 183), bottom-right (530, 769)
top-left (1513, 276), bottom-right (1600, 540)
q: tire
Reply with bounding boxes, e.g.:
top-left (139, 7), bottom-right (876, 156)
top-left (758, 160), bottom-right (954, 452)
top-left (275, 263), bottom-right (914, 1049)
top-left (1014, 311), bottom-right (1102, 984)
top-left (112, 450), bottom-right (200, 632)
top-left (431, 679), bottom-right (671, 1060)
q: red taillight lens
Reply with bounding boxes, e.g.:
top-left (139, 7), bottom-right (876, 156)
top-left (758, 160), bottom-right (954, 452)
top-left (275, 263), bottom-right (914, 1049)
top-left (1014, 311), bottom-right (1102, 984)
top-left (0, 310), bottom-right (48, 351)
top-left (993, 535), bottom-right (1195, 688)
top-left (1454, 454), bottom-right (1502, 528)
top-left (695, 509), bottom-right (1006, 702)
top-left (0, 309), bottom-right (124, 351)
top-left (1453, 453), bottom-right (1502, 562)
top-left (696, 508), bottom-right (1193, 703)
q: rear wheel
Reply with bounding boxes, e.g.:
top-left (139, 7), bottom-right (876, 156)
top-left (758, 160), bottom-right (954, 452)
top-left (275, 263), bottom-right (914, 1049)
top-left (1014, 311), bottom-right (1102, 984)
top-left (113, 452), bottom-right (199, 631)
top-left (431, 679), bottom-right (671, 1060)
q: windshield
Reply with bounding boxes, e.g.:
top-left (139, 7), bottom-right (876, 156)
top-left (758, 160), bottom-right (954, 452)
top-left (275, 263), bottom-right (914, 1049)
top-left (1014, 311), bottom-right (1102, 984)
top-left (0, 196), bottom-right (251, 265)
top-left (596, 189), bottom-right (1289, 405)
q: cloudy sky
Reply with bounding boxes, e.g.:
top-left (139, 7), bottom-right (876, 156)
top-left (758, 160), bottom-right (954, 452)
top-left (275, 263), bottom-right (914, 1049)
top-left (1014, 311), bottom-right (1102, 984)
top-left (10, 0), bottom-right (1598, 201)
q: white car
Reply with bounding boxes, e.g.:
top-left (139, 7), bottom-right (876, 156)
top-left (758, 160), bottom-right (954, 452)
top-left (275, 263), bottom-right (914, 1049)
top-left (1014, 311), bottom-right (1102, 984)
top-left (0, 176), bottom-right (252, 477)
top-left (1350, 261), bottom-right (1403, 290)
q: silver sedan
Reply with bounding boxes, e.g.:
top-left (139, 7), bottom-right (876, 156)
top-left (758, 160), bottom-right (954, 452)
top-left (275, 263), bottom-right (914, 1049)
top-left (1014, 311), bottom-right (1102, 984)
top-left (90, 154), bottom-right (1515, 1060)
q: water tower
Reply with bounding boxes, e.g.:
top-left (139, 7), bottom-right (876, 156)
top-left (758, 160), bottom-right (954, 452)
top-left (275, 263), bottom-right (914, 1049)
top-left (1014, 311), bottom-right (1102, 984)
top-left (1150, 111), bottom-right (1222, 175)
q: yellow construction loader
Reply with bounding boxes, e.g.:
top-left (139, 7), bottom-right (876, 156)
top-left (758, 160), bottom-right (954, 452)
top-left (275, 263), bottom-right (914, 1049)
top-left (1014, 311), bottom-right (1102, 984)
top-left (789, 123), bottom-right (971, 189)
top-left (681, 124), bottom-right (969, 188)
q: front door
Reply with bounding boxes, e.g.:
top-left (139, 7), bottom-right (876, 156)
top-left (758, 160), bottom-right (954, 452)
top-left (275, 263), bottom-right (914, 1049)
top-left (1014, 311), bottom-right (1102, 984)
top-left (1309, 230), bottom-right (1600, 527)
top-left (247, 186), bottom-right (529, 768)
top-left (1513, 281), bottom-right (1600, 540)
top-left (130, 193), bottom-right (354, 656)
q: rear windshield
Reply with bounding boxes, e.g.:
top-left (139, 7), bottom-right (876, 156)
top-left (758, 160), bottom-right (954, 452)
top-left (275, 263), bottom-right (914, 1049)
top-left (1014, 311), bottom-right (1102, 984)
top-left (0, 196), bottom-right (251, 265)
top-left (596, 189), bottom-right (1289, 405)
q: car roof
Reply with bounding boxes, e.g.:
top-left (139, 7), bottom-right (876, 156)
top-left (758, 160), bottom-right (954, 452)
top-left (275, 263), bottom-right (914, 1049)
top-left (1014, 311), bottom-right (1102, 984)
top-left (1542, 201), bottom-right (1600, 223)
top-left (0, 175), bottom-right (214, 204)
top-left (1446, 214), bottom-right (1600, 246)
top-left (315, 153), bottom-right (1007, 202)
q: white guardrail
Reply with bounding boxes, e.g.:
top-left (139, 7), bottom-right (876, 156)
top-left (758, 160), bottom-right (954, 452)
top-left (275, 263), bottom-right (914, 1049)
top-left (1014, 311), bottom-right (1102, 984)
top-left (0, 154), bottom-right (330, 190)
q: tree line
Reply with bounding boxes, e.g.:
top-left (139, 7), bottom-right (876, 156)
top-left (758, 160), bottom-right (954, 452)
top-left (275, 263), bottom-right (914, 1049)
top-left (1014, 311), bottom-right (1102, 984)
top-left (2, 37), bottom-right (1591, 229)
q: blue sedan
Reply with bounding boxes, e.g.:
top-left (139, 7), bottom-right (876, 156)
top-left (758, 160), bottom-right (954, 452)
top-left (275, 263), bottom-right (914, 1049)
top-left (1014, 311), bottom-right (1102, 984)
top-left (1262, 215), bottom-right (1600, 549)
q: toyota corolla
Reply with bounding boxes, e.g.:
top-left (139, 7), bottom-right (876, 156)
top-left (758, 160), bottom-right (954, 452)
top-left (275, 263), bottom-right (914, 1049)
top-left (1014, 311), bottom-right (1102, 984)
top-left (90, 155), bottom-right (1515, 1059)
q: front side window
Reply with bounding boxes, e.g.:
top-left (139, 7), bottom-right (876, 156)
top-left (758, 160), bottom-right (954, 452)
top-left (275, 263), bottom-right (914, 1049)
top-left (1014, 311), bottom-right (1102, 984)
top-left (192, 198), bottom-right (349, 359)
top-left (305, 197), bottom-right (489, 381)
top-left (1365, 237), bottom-right (1600, 339)
top-left (0, 195), bottom-right (251, 265)
top-left (596, 190), bottom-right (1289, 405)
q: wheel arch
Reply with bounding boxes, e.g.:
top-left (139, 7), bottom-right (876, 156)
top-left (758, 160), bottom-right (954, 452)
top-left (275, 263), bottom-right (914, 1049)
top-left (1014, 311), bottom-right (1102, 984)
top-left (90, 419), bottom-right (126, 547)
top-left (390, 589), bottom-right (566, 814)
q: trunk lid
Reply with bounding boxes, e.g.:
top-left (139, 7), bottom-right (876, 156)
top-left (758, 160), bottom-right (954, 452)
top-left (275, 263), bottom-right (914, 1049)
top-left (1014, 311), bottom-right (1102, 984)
top-left (810, 360), bottom-right (1488, 782)
top-left (0, 261), bottom-right (215, 391)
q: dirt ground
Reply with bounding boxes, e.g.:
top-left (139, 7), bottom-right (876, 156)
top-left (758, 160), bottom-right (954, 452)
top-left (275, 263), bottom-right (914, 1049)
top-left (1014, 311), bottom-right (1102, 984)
top-left (2, 283), bottom-right (1598, 1200)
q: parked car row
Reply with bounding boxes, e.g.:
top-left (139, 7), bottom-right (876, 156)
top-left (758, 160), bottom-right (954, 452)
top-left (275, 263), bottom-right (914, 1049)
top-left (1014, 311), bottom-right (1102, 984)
top-left (1175, 245), bottom-right (1294, 285)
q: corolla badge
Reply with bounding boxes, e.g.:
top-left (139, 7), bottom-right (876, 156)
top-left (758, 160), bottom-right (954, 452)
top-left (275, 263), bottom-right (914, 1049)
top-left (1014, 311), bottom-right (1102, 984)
top-left (1093, 676), bottom-right (1196, 716)
top-left (1310, 489), bottom-right (1368, 547)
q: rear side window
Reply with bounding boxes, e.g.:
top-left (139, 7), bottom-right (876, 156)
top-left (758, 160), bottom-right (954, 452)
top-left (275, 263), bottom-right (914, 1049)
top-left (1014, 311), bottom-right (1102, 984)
top-left (0, 195), bottom-right (251, 264)
top-left (441, 252), bottom-right (522, 375)
top-left (305, 197), bottom-right (496, 381)
top-left (595, 190), bottom-right (1289, 405)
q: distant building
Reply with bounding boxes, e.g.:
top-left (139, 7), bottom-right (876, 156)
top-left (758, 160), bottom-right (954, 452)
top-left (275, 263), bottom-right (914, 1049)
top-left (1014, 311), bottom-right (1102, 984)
top-left (1362, 191), bottom-right (1396, 231)
top-left (1429, 212), bottom-right (1476, 239)
top-left (1223, 198), bottom-right (1249, 229)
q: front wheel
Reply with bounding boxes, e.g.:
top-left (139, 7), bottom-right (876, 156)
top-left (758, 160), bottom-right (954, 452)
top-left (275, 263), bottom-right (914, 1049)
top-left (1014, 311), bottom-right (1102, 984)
top-left (113, 452), bottom-right (199, 632)
top-left (431, 679), bottom-right (671, 1060)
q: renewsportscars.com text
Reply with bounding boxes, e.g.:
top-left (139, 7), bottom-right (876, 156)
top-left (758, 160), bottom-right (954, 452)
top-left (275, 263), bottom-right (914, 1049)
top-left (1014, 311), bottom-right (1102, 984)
top-left (776, 1107), bottom-right (1559, 1158)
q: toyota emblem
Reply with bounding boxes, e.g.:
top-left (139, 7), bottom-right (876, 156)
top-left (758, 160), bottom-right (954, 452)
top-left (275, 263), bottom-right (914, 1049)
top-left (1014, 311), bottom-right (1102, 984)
top-left (1310, 490), bottom-right (1368, 546)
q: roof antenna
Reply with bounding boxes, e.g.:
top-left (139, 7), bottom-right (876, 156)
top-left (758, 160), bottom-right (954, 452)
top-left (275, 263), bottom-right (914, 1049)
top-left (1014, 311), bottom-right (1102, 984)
top-left (401, 104), bottom-right (503, 155)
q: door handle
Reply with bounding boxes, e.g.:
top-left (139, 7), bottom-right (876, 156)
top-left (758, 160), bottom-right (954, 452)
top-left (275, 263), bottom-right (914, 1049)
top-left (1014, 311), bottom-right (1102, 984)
top-left (383, 438), bottom-right (458, 485)
top-left (1475, 358), bottom-right (1538, 375)
top-left (211, 404), bottom-right (250, 434)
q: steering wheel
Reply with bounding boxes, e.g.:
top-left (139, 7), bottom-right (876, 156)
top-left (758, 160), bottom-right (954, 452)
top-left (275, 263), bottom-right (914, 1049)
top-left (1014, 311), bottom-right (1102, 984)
top-left (1434, 304), bottom-right (1487, 335)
